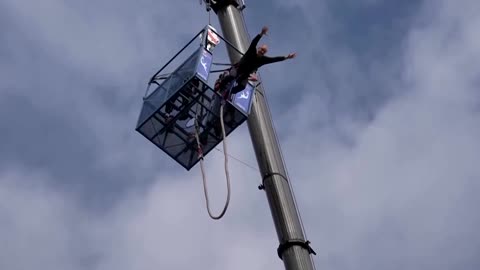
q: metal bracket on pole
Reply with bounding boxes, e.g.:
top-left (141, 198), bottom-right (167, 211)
top-left (259, 172), bottom-right (288, 190)
top-left (238, 0), bottom-right (246, 10)
top-left (203, 0), bottom-right (245, 13)
top-left (277, 240), bottom-right (317, 260)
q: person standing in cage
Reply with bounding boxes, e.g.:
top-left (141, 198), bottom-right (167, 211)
top-left (219, 26), bottom-right (296, 94)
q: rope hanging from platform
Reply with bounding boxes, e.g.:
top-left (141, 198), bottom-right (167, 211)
top-left (194, 101), bottom-right (231, 220)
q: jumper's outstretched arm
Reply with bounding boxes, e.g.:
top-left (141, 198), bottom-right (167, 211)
top-left (244, 26), bottom-right (269, 56)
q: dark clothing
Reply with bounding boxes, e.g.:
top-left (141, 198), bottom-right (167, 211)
top-left (235, 34), bottom-right (287, 76)
top-left (220, 33), bottom-right (287, 94)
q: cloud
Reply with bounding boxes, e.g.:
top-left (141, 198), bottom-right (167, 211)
top-left (0, 168), bottom-right (85, 270)
top-left (0, 163), bottom-right (281, 270)
top-left (281, 0), bottom-right (480, 269)
top-left (0, 0), bottom-right (209, 204)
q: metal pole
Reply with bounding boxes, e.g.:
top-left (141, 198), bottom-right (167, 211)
top-left (207, 3), bottom-right (316, 270)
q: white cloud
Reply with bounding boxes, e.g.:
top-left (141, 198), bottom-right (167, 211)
top-left (281, 0), bottom-right (480, 268)
top-left (0, 162), bottom-right (281, 270)
top-left (0, 168), bottom-right (81, 270)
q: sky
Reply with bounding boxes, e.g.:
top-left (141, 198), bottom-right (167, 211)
top-left (1, 0), bottom-right (480, 269)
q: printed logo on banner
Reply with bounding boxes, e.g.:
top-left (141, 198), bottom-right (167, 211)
top-left (207, 29), bottom-right (220, 45)
top-left (233, 83), bottom-right (254, 114)
top-left (197, 49), bottom-right (212, 81)
top-left (239, 91), bottom-right (249, 100)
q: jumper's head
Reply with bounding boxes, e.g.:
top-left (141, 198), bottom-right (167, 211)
top-left (257, 44), bottom-right (268, 56)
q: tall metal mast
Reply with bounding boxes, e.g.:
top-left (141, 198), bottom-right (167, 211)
top-left (204, 1), bottom-right (316, 270)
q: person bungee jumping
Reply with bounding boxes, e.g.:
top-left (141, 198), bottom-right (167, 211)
top-left (219, 26), bottom-right (296, 94)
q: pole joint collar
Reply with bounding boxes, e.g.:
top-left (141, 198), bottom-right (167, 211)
top-left (262, 172), bottom-right (289, 187)
top-left (277, 239), bottom-right (316, 260)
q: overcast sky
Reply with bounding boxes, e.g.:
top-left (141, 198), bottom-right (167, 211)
top-left (1, 0), bottom-right (480, 269)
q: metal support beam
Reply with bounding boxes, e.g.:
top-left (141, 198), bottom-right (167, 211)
top-left (207, 3), bottom-right (316, 270)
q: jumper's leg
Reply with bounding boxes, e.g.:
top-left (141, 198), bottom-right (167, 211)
top-left (231, 77), bottom-right (248, 94)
